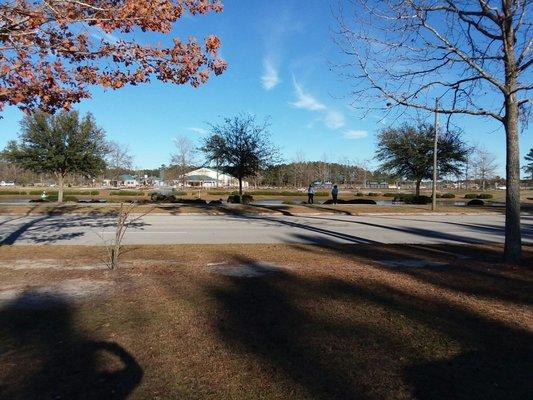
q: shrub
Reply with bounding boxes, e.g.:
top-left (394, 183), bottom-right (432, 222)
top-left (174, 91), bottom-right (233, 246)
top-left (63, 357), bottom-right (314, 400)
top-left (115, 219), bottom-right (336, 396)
top-left (367, 192), bottom-right (380, 197)
top-left (322, 198), bottom-right (377, 205)
top-left (208, 199), bottom-right (223, 205)
top-left (355, 192), bottom-right (364, 197)
top-left (383, 193), bottom-right (397, 197)
top-left (477, 193), bottom-right (493, 199)
top-left (62, 190), bottom-right (100, 195)
top-left (395, 194), bottom-right (432, 204)
top-left (227, 194), bottom-right (253, 204)
top-left (172, 198), bottom-right (207, 204)
top-left (464, 193), bottom-right (478, 199)
top-left (441, 193), bottom-right (456, 198)
top-left (109, 190), bottom-right (144, 196)
top-left (345, 199), bottom-right (377, 205)
top-left (467, 199), bottom-right (485, 206)
top-left (172, 190), bottom-right (186, 196)
top-left (47, 195), bottom-right (79, 202)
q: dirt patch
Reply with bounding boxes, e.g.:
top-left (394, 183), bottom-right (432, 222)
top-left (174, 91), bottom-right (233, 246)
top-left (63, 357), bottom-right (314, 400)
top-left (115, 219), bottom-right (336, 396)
top-left (0, 259), bottom-right (107, 270)
top-left (0, 278), bottom-right (114, 307)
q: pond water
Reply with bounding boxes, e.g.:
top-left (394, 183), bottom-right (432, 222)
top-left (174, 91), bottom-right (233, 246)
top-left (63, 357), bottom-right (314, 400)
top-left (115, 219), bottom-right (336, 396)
top-left (253, 200), bottom-right (285, 206)
top-left (0, 198), bottom-right (32, 204)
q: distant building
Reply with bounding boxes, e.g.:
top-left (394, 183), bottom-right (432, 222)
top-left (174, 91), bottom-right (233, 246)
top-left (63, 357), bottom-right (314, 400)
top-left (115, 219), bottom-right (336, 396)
top-left (102, 174), bottom-right (139, 188)
top-left (0, 181), bottom-right (15, 186)
top-left (365, 181), bottom-right (389, 189)
top-left (177, 168), bottom-right (247, 188)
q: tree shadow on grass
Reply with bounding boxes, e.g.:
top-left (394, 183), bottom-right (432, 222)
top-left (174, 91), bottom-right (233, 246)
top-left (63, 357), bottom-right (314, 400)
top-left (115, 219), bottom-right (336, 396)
top-left (0, 293), bottom-right (143, 400)
top-left (287, 232), bottom-right (533, 306)
top-left (203, 253), bottom-right (532, 399)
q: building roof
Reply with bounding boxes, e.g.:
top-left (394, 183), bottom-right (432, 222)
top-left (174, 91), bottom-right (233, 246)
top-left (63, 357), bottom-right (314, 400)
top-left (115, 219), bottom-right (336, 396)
top-left (186, 175), bottom-right (216, 182)
top-left (120, 174), bottom-right (136, 181)
top-left (186, 167), bottom-right (233, 178)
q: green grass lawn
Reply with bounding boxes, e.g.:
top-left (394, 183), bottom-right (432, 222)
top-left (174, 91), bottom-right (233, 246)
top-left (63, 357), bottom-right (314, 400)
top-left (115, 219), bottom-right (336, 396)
top-left (0, 243), bottom-right (531, 399)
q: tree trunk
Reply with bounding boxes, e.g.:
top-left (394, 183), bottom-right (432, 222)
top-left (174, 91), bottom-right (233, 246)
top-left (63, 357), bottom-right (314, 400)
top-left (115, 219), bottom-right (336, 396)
top-left (57, 173), bottom-right (64, 203)
top-left (504, 97), bottom-right (522, 264)
top-left (415, 180), bottom-right (421, 197)
top-left (238, 177), bottom-right (243, 198)
top-left (502, 8), bottom-right (522, 265)
top-left (216, 158), bottom-right (219, 188)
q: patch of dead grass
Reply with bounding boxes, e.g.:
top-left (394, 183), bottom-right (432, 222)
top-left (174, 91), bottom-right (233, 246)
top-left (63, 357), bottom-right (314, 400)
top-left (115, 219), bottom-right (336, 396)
top-left (0, 243), bottom-right (531, 399)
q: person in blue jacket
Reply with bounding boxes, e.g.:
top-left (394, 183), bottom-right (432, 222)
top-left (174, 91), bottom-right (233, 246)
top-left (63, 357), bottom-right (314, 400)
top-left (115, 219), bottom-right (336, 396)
top-left (331, 184), bottom-right (339, 205)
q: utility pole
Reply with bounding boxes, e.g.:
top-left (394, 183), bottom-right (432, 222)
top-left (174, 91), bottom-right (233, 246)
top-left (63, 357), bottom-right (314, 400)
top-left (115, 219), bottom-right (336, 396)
top-left (432, 98), bottom-right (438, 211)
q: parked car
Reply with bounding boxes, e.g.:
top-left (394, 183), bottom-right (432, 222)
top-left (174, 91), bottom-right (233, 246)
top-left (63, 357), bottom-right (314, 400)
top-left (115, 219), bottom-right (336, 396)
top-left (0, 181), bottom-right (15, 186)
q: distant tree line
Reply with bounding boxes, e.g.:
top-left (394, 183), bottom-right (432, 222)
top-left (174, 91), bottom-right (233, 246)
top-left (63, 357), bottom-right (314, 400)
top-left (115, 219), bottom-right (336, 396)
top-left (258, 161), bottom-right (387, 188)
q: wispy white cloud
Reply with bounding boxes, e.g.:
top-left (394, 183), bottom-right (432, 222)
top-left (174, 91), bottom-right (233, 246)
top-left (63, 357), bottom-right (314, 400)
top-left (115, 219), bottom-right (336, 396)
top-left (261, 58), bottom-right (280, 90)
top-left (187, 127), bottom-right (208, 135)
top-left (343, 130), bottom-right (368, 139)
top-left (291, 77), bottom-right (349, 133)
top-left (324, 110), bottom-right (346, 129)
top-left (291, 78), bottom-right (326, 111)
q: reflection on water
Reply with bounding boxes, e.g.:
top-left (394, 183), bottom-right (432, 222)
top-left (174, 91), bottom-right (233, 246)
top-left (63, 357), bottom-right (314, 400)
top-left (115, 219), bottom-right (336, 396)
top-left (0, 198), bottom-right (32, 204)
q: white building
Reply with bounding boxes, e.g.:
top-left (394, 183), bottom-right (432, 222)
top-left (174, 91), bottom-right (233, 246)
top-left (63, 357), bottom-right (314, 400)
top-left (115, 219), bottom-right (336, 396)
top-left (178, 168), bottom-right (248, 188)
top-left (102, 174), bottom-right (139, 188)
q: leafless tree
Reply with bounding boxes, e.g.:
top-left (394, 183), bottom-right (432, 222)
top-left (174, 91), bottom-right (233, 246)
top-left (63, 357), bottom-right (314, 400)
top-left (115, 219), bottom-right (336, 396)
top-left (99, 203), bottom-right (151, 270)
top-left (473, 146), bottom-right (499, 190)
top-left (293, 150), bottom-right (308, 188)
top-left (171, 136), bottom-right (198, 187)
top-left (335, 0), bottom-right (531, 263)
top-left (106, 141), bottom-right (134, 180)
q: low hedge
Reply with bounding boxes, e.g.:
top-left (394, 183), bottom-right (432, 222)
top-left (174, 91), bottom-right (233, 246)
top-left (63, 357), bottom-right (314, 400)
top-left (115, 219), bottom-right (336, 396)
top-left (440, 193), bottom-right (456, 198)
top-left (395, 194), bottom-right (432, 204)
top-left (227, 194), bottom-right (254, 204)
top-left (109, 190), bottom-right (145, 196)
top-left (467, 199), bottom-right (485, 206)
top-left (383, 193), bottom-right (397, 197)
top-left (355, 192), bottom-right (364, 197)
top-left (64, 190), bottom-right (100, 196)
top-left (174, 198), bottom-right (207, 205)
top-left (345, 199), bottom-right (377, 205)
top-left (367, 192), bottom-right (380, 197)
top-left (465, 193), bottom-right (493, 199)
top-left (322, 198), bottom-right (377, 205)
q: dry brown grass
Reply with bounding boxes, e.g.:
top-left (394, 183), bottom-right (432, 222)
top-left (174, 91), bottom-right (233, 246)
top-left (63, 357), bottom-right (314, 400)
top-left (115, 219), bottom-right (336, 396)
top-left (0, 243), bottom-right (531, 399)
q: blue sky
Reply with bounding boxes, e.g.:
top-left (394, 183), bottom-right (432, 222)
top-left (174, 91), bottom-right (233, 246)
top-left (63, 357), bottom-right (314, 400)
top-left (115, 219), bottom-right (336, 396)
top-left (0, 0), bottom-right (531, 175)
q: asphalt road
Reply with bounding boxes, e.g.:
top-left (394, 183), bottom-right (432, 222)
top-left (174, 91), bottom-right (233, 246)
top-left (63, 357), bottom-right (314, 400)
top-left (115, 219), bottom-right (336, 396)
top-left (0, 213), bottom-right (532, 246)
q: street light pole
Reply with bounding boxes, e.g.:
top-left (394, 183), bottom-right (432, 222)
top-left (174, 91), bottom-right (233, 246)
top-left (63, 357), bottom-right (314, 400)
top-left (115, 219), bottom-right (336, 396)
top-left (432, 98), bottom-right (439, 211)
